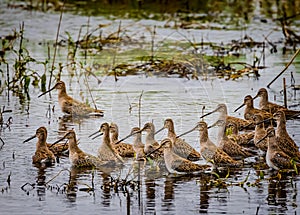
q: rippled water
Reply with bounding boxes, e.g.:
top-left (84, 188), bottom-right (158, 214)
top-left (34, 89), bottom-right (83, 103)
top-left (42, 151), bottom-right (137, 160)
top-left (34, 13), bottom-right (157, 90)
top-left (0, 2), bottom-right (300, 215)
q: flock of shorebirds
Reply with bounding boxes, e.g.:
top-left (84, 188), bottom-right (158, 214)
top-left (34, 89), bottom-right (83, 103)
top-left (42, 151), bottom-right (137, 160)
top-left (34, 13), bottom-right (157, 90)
top-left (23, 81), bottom-right (300, 175)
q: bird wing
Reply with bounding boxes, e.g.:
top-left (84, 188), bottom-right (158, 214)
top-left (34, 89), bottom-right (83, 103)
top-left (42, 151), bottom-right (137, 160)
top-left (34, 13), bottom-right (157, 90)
top-left (172, 158), bottom-right (208, 173)
top-left (214, 148), bottom-right (239, 166)
top-left (62, 98), bottom-right (103, 116)
top-left (270, 152), bottom-right (292, 169)
top-left (174, 138), bottom-right (200, 160)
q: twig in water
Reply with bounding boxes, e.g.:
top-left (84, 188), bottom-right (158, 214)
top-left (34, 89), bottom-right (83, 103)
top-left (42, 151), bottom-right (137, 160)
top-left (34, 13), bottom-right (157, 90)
top-left (84, 16), bottom-right (90, 64)
top-left (7, 172), bottom-right (11, 187)
top-left (0, 137), bottom-right (5, 150)
top-left (84, 71), bottom-right (97, 110)
top-left (150, 26), bottom-right (156, 62)
top-left (138, 91), bottom-right (144, 128)
top-left (267, 48), bottom-right (300, 88)
top-left (45, 169), bottom-right (70, 186)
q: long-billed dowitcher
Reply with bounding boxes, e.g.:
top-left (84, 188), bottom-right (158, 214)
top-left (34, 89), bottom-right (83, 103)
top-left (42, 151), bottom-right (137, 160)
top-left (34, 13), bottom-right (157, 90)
top-left (210, 119), bottom-right (256, 158)
top-left (253, 88), bottom-right (300, 118)
top-left (262, 127), bottom-right (300, 170)
top-left (38, 81), bottom-right (104, 117)
top-left (53, 130), bottom-right (108, 168)
top-left (273, 111), bottom-right (300, 161)
top-left (178, 121), bottom-right (241, 167)
top-left (89, 122), bottom-right (124, 164)
top-left (253, 114), bottom-right (268, 152)
top-left (109, 122), bottom-right (134, 158)
top-left (160, 138), bottom-right (211, 175)
top-left (130, 127), bottom-right (146, 161)
top-left (226, 121), bottom-right (254, 146)
top-left (200, 103), bottom-right (254, 130)
top-left (235, 95), bottom-right (272, 121)
top-left (23, 126), bottom-right (69, 156)
top-left (23, 127), bottom-right (55, 164)
top-left (156, 118), bottom-right (201, 161)
top-left (141, 122), bottom-right (163, 157)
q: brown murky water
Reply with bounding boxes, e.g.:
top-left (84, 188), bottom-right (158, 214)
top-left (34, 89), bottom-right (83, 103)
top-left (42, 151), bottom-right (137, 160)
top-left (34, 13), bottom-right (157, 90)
top-left (0, 1), bottom-right (300, 214)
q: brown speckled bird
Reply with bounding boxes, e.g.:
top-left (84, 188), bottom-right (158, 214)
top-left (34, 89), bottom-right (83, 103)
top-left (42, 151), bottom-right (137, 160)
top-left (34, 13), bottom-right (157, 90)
top-left (263, 127), bottom-right (300, 170)
top-left (89, 123), bottom-right (124, 165)
top-left (178, 121), bottom-right (241, 167)
top-left (38, 81), bottom-right (104, 117)
top-left (226, 121), bottom-right (254, 146)
top-left (160, 138), bottom-right (211, 174)
top-left (130, 127), bottom-right (146, 161)
top-left (53, 130), bottom-right (109, 168)
top-left (200, 103), bottom-right (254, 130)
top-left (253, 88), bottom-right (300, 119)
top-left (235, 95), bottom-right (272, 121)
top-left (141, 122), bottom-right (163, 158)
top-left (109, 122), bottom-right (134, 158)
top-left (156, 118), bottom-right (201, 161)
top-left (273, 111), bottom-right (300, 161)
top-left (211, 119), bottom-right (256, 159)
top-left (253, 114), bottom-right (268, 152)
top-left (23, 127), bottom-right (55, 164)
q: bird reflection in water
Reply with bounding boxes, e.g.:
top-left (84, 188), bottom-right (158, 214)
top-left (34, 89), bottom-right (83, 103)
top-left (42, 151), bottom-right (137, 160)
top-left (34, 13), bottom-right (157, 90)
top-left (162, 177), bottom-right (176, 211)
top-left (145, 178), bottom-right (156, 213)
top-left (100, 172), bottom-right (112, 207)
top-left (267, 174), bottom-right (287, 210)
top-left (199, 175), bottom-right (211, 213)
top-left (34, 164), bottom-right (48, 201)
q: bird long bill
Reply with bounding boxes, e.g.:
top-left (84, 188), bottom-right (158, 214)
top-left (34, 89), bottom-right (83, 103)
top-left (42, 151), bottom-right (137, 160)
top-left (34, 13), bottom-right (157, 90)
top-left (200, 108), bottom-right (217, 119)
top-left (256, 117), bottom-right (272, 125)
top-left (154, 127), bottom-right (164, 135)
top-left (200, 111), bottom-right (215, 119)
top-left (207, 120), bottom-right (221, 129)
top-left (114, 130), bottom-right (142, 145)
top-left (241, 122), bottom-right (254, 129)
top-left (234, 103), bottom-right (245, 112)
top-left (176, 125), bottom-right (197, 138)
top-left (255, 129), bottom-right (273, 145)
top-left (23, 135), bottom-right (36, 143)
top-left (88, 130), bottom-right (100, 138)
top-left (145, 142), bottom-right (165, 157)
top-left (252, 94), bottom-right (259, 100)
top-left (38, 85), bottom-right (56, 98)
top-left (91, 132), bottom-right (103, 140)
top-left (50, 134), bottom-right (67, 147)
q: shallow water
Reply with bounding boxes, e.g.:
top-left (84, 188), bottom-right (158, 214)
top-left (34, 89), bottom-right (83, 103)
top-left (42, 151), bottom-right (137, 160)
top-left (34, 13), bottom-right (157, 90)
top-left (1, 1), bottom-right (300, 214)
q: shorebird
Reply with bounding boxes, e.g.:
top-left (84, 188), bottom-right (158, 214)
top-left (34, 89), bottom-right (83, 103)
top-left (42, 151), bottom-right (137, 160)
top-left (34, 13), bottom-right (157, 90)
top-left (47, 141), bottom-right (69, 156)
top-left (38, 81), bottom-right (104, 117)
top-left (200, 103), bottom-right (254, 130)
top-left (210, 119), bottom-right (256, 159)
top-left (160, 138), bottom-right (211, 175)
top-left (140, 122), bottom-right (163, 157)
top-left (23, 127), bottom-right (55, 164)
top-left (178, 121), bottom-right (241, 167)
top-left (226, 121), bottom-right (254, 146)
top-left (89, 122), bottom-right (124, 164)
top-left (262, 127), bottom-right (300, 170)
top-left (253, 114), bottom-right (268, 152)
top-left (130, 127), bottom-right (146, 161)
top-left (156, 118), bottom-right (201, 161)
top-left (109, 122), bottom-right (134, 158)
top-left (234, 95), bottom-right (272, 121)
top-left (273, 111), bottom-right (300, 161)
top-left (52, 130), bottom-right (108, 168)
top-left (253, 88), bottom-right (300, 118)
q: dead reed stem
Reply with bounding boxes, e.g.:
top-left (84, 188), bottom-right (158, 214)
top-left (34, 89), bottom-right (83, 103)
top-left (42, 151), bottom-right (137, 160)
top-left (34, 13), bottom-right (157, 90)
top-left (267, 48), bottom-right (300, 88)
top-left (48, 0), bottom-right (65, 91)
